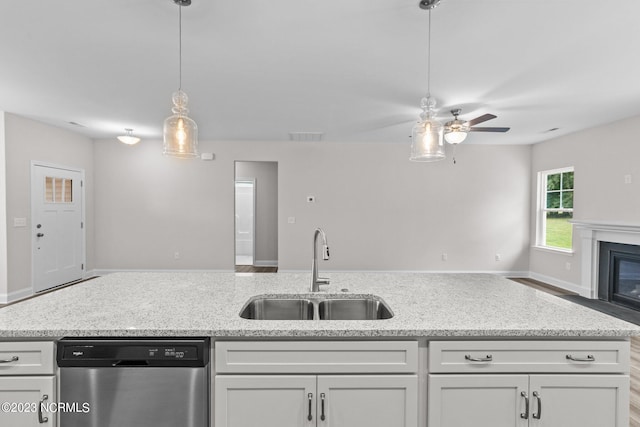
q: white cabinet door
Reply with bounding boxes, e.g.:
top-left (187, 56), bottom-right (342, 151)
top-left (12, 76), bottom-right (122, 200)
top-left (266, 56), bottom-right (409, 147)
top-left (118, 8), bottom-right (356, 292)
top-left (317, 375), bottom-right (418, 427)
top-left (215, 375), bottom-right (316, 427)
top-left (428, 374), bottom-right (529, 427)
top-left (529, 375), bottom-right (629, 427)
top-left (0, 376), bottom-right (56, 427)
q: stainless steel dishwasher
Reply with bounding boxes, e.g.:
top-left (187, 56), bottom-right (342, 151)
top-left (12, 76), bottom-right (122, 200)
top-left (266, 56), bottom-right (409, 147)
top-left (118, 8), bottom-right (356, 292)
top-left (57, 338), bottom-right (209, 427)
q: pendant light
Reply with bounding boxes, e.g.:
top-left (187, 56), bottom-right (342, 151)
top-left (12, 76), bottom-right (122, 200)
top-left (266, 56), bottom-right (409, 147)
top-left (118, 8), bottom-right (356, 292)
top-left (410, 0), bottom-right (445, 162)
top-left (163, 0), bottom-right (198, 159)
top-left (117, 128), bottom-right (141, 145)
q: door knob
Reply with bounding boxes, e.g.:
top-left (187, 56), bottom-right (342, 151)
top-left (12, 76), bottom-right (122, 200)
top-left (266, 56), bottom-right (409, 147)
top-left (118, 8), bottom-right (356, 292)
top-left (37, 233), bottom-right (44, 237)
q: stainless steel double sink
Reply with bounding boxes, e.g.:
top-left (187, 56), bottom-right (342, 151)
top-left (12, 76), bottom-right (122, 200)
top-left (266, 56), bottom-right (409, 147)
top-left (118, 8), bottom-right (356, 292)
top-left (239, 295), bottom-right (393, 320)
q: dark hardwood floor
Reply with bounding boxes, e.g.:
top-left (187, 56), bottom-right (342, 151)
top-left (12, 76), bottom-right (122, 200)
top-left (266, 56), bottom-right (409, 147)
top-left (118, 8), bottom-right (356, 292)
top-left (235, 265), bottom-right (278, 273)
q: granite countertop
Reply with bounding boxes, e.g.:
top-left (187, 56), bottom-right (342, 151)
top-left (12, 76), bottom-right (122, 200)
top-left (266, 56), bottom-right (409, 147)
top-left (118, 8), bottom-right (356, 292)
top-left (0, 272), bottom-right (639, 338)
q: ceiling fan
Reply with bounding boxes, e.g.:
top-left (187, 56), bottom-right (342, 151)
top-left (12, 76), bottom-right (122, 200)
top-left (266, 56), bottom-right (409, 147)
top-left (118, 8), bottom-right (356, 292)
top-left (443, 109), bottom-right (510, 144)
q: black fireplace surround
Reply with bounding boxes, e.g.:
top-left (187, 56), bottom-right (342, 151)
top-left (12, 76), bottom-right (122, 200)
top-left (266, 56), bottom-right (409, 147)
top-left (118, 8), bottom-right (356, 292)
top-left (598, 241), bottom-right (640, 310)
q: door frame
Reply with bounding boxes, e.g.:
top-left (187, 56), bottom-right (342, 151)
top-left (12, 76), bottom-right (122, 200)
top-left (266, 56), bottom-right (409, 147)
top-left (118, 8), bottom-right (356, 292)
top-left (30, 161), bottom-right (86, 292)
top-left (234, 178), bottom-right (256, 267)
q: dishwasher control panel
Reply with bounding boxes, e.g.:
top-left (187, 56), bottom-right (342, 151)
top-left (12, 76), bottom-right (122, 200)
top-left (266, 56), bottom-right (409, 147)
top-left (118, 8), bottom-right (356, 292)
top-left (57, 338), bottom-right (210, 367)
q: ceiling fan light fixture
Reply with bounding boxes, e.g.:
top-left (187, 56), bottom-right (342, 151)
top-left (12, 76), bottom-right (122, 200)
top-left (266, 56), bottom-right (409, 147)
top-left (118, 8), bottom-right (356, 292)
top-left (117, 128), bottom-right (141, 145)
top-left (444, 118), bottom-right (470, 144)
top-left (444, 130), bottom-right (467, 144)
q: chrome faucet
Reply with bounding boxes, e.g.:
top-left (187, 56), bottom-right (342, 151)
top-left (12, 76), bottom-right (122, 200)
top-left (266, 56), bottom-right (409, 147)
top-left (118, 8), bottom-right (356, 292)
top-left (311, 228), bottom-right (330, 292)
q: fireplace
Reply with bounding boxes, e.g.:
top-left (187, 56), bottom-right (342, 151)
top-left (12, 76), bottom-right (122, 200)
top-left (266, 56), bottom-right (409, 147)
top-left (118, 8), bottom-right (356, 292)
top-left (598, 241), bottom-right (640, 310)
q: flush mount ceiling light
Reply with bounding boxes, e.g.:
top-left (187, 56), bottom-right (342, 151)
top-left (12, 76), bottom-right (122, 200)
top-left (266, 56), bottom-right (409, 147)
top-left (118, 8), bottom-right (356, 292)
top-left (410, 0), bottom-right (445, 162)
top-left (117, 128), bottom-right (141, 145)
top-left (163, 0), bottom-right (198, 159)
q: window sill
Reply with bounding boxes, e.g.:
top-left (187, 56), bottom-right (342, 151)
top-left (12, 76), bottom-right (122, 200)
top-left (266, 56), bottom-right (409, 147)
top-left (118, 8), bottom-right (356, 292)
top-left (532, 245), bottom-right (575, 256)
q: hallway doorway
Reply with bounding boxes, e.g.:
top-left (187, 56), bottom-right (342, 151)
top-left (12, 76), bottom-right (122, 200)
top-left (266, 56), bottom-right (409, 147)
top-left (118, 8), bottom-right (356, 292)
top-left (234, 161), bottom-right (278, 272)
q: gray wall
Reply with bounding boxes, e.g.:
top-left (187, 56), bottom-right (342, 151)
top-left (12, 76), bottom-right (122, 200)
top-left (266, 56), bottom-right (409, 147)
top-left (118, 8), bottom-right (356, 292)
top-left (2, 113), bottom-right (94, 299)
top-left (236, 161), bottom-right (278, 266)
top-left (530, 115), bottom-right (640, 290)
top-left (3, 112), bottom-right (637, 301)
top-left (93, 138), bottom-right (531, 273)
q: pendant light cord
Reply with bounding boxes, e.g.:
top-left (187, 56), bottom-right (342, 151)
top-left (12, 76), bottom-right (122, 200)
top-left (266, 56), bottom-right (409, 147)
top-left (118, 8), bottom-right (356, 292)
top-left (178, 3), bottom-right (183, 91)
top-left (426, 8), bottom-right (432, 98)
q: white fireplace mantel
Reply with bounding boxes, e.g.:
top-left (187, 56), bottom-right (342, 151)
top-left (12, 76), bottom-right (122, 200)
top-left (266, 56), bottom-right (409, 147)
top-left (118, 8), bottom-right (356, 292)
top-left (571, 220), bottom-right (640, 299)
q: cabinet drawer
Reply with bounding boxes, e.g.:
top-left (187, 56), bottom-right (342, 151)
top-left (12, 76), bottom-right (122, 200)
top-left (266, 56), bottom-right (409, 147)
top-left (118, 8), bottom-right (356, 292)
top-left (215, 341), bottom-right (418, 373)
top-left (429, 340), bottom-right (629, 374)
top-left (0, 342), bottom-right (55, 375)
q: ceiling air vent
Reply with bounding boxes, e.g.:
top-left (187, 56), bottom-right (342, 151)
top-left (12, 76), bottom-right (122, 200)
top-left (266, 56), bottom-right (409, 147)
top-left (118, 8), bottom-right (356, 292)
top-left (289, 132), bottom-right (324, 142)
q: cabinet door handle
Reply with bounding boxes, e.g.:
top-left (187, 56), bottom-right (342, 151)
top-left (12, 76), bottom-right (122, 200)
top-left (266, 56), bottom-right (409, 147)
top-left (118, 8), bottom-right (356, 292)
top-left (520, 391), bottom-right (529, 419)
top-left (464, 354), bottom-right (492, 362)
top-left (307, 393), bottom-right (313, 421)
top-left (320, 393), bottom-right (326, 421)
top-left (532, 391), bottom-right (542, 419)
top-left (566, 354), bottom-right (595, 362)
top-left (0, 356), bottom-right (19, 363)
top-left (38, 394), bottom-right (49, 423)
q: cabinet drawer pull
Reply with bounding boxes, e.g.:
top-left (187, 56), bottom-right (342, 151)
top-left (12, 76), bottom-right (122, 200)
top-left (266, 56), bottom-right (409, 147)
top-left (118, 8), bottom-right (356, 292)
top-left (464, 354), bottom-right (492, 362)
top-left (532, 391), bottom-right (542, 420)
top-left (307, 393), bottom-right (313, 421)
top-left (566, 354), bottom-right (595, 362)
top-left (520, 391), bottom-right (529, 419)
top-left (0, 356), bottom-right (19, 363)
top-left (38, 394), bottom-right (49, 423)
top-left (320, 393), bottom-right (326, 421)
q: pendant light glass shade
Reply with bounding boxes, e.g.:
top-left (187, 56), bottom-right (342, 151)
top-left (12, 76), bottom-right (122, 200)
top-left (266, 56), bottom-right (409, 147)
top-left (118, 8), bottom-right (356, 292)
top-left (410, 96), bottom-right (445, 162)
top-left (410, 4), bottom-right (445, 162)
top-left (163, 90), bottom-right (198, 158)
top-left (163, 0), bottom-right (198, 159)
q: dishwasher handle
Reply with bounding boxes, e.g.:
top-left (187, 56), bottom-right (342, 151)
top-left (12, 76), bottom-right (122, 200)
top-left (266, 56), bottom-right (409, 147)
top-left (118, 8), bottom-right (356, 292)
top-left (112, 360), bottom-right (150, 367)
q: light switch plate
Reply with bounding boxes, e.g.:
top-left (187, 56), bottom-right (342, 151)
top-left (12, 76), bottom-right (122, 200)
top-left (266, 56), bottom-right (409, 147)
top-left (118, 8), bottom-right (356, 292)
top-left (13, 217), bottom-right (27, 227)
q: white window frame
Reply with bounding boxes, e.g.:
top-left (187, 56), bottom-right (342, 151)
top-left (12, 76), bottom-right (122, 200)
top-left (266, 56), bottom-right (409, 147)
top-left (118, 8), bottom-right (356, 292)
top-left (535, 166), bottom-right (575, 253)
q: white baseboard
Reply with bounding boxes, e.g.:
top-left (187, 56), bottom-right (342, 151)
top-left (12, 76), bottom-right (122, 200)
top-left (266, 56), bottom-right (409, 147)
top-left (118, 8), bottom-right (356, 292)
top-left (0, 286), bottom-right (33, 304)
top-left (93, 268), bottom-right (235, 276)
top-left (528, 272), bottom-right (590, 297)
top-left (277, 269), bottom-right (531, 276)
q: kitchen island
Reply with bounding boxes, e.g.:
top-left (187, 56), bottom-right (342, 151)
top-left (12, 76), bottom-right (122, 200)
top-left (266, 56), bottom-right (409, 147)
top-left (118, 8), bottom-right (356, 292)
top-left (0, 272), bottom-right (638, 427)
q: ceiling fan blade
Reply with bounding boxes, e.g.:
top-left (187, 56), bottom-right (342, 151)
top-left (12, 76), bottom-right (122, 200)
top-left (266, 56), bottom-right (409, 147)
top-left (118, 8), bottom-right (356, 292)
top-left (469, 126), bottom-right (511, 133)
top-left (467, 113), bottom-right (497, 126)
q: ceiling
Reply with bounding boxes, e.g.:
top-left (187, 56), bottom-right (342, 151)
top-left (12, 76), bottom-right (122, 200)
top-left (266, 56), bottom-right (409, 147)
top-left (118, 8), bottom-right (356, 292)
top-left (1, 0), bottom-right (639, 145)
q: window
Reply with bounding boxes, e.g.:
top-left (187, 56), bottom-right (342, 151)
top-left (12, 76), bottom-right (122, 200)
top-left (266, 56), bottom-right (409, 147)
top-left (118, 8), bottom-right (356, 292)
top-left (45, 176), bottom-right (73, 203)
top-left (537, 167), bottom-right (574, 251)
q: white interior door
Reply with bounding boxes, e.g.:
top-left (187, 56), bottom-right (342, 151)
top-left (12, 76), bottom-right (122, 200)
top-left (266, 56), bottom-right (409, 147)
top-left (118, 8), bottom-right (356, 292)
top-left (235, 180), bottom-right (255, 266)
top-left (32, 164), bottom-right (84, 293)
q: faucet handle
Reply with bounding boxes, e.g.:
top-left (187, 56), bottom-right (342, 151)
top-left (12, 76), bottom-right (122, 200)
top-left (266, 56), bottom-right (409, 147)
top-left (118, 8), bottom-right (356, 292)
top-left (322, 245), bottom-right (330, 261)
